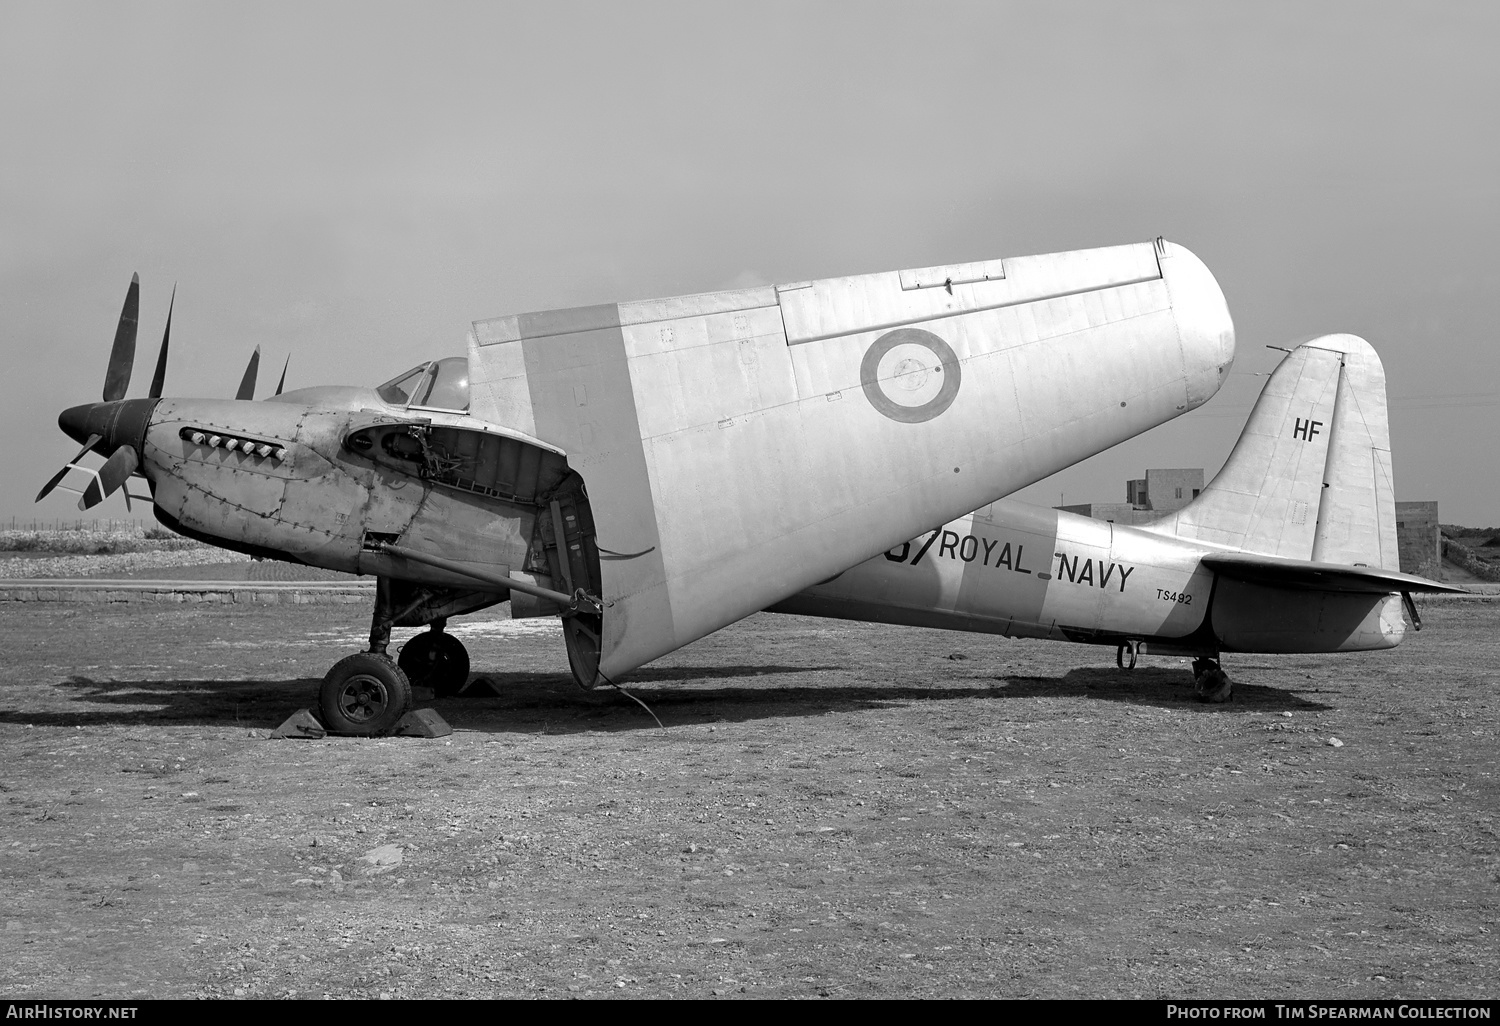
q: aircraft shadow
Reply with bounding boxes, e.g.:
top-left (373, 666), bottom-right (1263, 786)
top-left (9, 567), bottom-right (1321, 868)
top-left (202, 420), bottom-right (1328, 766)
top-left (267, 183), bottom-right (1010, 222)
top-left (0, 661), bottom-right (1327, 732)
top-left (1054, 667), bottom-right (1330, 711)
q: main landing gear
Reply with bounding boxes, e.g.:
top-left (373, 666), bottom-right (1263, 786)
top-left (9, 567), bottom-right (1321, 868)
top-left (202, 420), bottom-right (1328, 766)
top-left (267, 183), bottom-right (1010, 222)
top-left (397, 618), bottom-right (471, 697)
top-left (1113, 641), bottom-right (1231, 703)
top-left (315, 577), bottom-right (485, 736)
top-left (1192, 656), bottom-right (1232, 703)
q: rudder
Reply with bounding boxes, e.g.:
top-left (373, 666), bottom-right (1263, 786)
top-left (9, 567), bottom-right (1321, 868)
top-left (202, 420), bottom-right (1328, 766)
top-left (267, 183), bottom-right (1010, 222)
top-left (1308, 335), bottom-right (1397, 569)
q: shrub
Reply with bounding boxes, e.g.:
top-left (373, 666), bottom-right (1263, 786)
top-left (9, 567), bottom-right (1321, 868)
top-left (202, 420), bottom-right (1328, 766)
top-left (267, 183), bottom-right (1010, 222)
top-left (0, 529), bottom-right (207, 555)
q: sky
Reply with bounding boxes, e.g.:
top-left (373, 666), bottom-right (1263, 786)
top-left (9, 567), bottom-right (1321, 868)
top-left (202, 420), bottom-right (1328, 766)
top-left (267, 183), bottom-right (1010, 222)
top-left (3, 1), bottom-right (1497, 527)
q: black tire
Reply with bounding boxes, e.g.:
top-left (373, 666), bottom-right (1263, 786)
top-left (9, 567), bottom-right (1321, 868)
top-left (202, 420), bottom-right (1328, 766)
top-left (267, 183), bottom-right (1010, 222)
top-left (320, 653), bottom-right (413, 736)
top-left (398, 631), bottom-right (471, 697)
top-left (1196, 667), bottom-right (1232, 704)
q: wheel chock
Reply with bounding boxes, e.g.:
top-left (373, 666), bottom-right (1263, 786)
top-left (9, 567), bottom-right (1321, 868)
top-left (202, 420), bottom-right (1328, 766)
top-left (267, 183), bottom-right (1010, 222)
top-left (393, 708), bottom-right (453, 738)
top-left (457, 676), bottom-right (503, 697)
top-left (270, 708), bottom-right (328, 740)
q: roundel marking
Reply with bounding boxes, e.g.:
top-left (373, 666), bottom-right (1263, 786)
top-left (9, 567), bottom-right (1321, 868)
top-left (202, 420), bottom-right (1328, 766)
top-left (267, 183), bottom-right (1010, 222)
top-left (859, 327), bottom-right (962, 423)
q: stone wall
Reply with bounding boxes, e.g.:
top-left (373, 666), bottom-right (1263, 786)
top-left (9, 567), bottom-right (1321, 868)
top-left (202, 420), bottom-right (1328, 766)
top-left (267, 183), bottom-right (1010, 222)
top-left (1055, 502), bottom-right (1156, 526)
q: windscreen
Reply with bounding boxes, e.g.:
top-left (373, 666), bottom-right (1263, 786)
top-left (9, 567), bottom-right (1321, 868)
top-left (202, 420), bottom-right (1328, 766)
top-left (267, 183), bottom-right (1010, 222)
top-left (375, 358), bottom-right (469, 412)
top-left (376, 364), bottom-right (431, 406)
top-left (420, 357), bottom-right (470, 411)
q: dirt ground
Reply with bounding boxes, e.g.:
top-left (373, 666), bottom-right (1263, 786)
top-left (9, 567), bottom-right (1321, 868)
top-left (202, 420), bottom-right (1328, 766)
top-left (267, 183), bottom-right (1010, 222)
top-left (0, 598), bottom-right (1495, 999)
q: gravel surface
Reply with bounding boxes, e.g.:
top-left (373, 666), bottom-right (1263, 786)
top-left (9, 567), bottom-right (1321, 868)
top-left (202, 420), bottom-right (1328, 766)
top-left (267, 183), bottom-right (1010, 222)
top-left (0, 601), bottom-right (1495, 999)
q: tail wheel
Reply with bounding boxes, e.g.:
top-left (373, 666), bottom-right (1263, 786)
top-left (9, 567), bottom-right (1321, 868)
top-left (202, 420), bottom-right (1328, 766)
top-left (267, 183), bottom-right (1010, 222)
top-left (1195, 665), bottom-right (1232, 704)
top-left (320, 653), bottom-right (412, 736)
top-left (398, 631), bottom-right (471, 697)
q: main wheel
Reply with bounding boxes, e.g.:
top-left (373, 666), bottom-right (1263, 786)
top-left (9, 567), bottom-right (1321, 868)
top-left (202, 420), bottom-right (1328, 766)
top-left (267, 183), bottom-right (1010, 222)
top-left (398, 631), bottom-right (471, 697)
top-left (320, 653), bottom-right (413, 736)
top-left (1196, 665), bottom-right (1232, 704)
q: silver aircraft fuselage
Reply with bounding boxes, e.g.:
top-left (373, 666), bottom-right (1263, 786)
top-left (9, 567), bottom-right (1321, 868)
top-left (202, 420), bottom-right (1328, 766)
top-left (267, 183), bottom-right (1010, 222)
top-left (773, 498), bottom-right (1408, 656)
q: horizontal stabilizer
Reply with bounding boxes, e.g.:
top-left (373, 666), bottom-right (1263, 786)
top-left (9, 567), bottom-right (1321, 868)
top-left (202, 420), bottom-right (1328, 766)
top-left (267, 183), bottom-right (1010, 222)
top-left (1201, 552), bottom-right (1465, 595)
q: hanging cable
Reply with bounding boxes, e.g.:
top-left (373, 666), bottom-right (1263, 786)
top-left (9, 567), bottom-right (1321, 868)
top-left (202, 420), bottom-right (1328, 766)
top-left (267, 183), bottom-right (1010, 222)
top-left (596, 667), bottom-right (664, 730)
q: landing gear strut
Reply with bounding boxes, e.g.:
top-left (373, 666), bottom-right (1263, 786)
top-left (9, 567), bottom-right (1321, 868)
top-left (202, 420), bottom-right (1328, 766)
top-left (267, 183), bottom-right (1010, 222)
top-left (1192, 656), bottom-right (1232, 703)
top-left (398, 618), bottom-right (471, 697)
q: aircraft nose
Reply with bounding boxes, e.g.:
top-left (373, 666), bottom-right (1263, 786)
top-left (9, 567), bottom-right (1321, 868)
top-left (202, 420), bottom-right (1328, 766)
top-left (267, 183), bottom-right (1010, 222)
top-left (56, 398), bottom-right (161, 456)
top-left (1159, 240), bottom-right (1236, 404)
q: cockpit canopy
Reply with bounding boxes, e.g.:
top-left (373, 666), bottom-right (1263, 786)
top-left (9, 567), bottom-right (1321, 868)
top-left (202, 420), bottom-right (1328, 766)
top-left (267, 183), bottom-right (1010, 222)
top-left (376, 357), bottom-right (470, 413)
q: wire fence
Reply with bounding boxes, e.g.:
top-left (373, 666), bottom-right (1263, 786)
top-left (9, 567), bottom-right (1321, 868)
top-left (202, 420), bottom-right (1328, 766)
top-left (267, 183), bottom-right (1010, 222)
top-left (4, 518), bottom-right (158, 534)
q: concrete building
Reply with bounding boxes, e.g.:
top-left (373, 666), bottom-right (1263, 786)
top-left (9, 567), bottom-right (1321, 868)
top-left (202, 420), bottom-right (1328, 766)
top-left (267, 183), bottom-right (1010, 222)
top-left (1057, 468), bottom-right (1205, 524)
top-left (1395, 501), bottom-right (1441, 577)
top-left (1137, 468), bottom-right (1204, 513)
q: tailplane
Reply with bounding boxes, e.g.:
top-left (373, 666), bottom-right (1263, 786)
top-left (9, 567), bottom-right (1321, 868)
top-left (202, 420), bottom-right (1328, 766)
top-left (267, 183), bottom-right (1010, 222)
top-left (1143, 334), bottom-right (1398, 569)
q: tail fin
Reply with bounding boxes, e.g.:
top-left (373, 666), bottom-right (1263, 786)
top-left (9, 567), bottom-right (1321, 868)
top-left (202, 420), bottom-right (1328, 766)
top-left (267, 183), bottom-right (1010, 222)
top-left (1143, 333), bottom-right (1398, 568)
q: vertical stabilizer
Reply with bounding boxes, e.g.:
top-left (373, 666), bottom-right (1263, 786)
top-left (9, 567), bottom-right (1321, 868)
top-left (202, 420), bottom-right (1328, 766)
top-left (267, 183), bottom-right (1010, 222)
top-left (1145, 334), bottom-right (1392, 565)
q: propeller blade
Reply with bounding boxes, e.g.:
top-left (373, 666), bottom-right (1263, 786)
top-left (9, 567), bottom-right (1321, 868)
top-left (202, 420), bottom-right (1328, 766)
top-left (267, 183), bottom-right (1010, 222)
top-left (235, 345), bottom-right (260, 401)
top-left (78, 446), bottom-right (139, 511)
top-left (148, 284), bottom-right (175, 399)
top-left (275, 355), bottom-right (289, 396)
top-left (35, 434), bottom-right (102, 503)
top-left (103, 273), bottom-right (140, 402)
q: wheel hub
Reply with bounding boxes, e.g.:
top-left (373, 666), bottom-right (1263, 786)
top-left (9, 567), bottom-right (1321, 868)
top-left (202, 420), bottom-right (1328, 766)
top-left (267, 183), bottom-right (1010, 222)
top-left (338, 674), bottom-right (390, 722)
